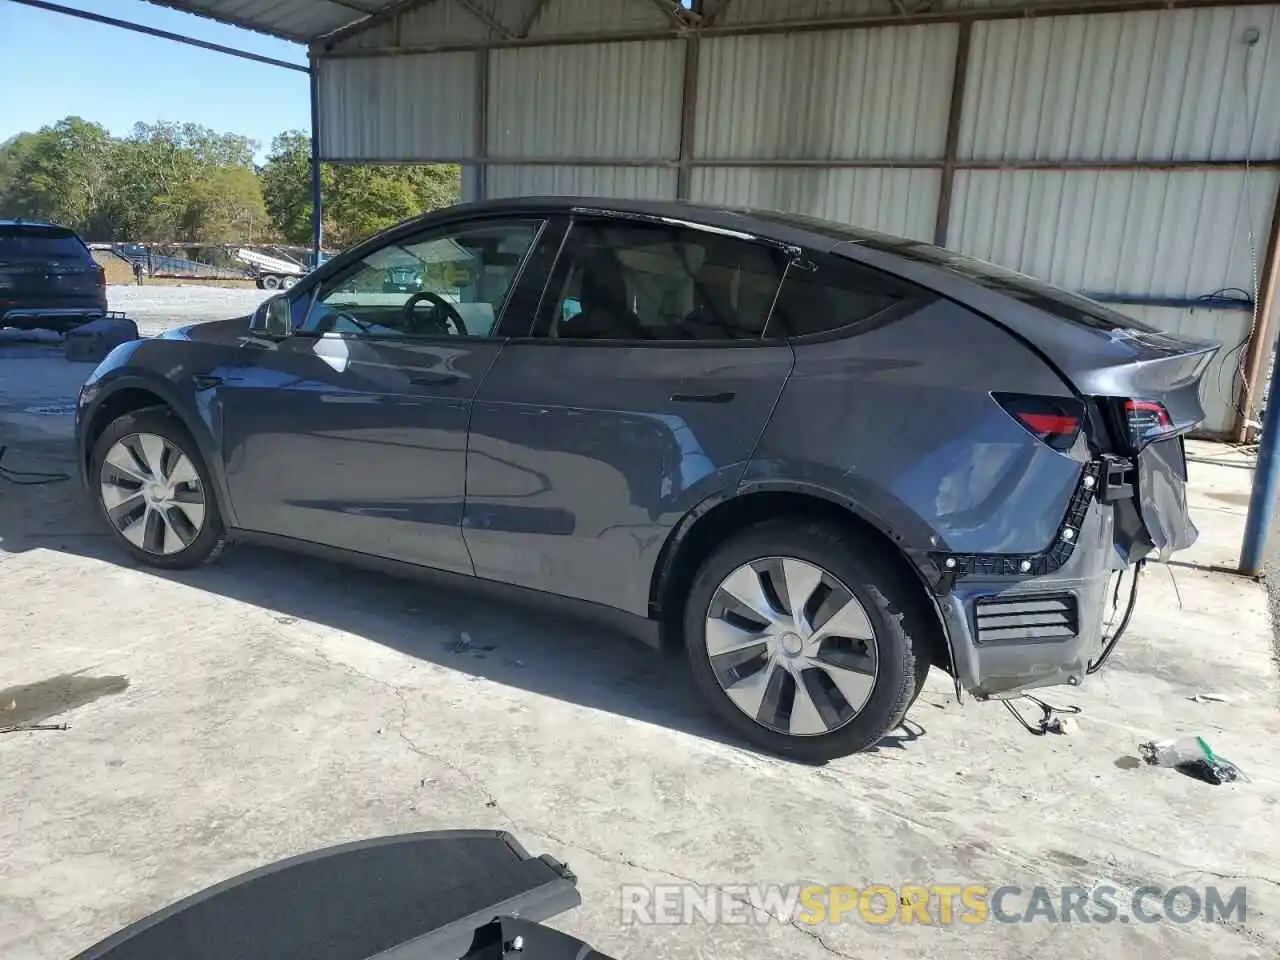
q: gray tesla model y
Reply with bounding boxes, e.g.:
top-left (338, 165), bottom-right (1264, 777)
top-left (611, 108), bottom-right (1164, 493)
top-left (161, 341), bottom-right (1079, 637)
top-left (75, 198), bottom-right (1215, 761)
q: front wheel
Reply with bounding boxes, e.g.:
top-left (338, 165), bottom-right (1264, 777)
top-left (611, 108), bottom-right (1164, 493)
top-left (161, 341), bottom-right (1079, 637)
top-left (683, 521), bottom-right (926, 762)
top-left (261, 274), bottom-right (281, 290)
top-left (91, 408), bottom-right (227, 569)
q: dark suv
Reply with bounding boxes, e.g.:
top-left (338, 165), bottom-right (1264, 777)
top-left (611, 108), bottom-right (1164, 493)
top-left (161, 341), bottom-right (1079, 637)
top-left (74, 198), bottom-right (1214, 761)
top-left (0, 219), bottom-right (107, 331)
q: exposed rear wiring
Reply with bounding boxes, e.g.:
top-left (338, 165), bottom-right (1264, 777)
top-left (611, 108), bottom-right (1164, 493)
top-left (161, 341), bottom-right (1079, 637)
top-left (1001, 561), bottom-right (1143, 736)
top-left (1087, 560), bottom-right (1144, 675)
top-left (1000, 694), bottom-right (1081, 736)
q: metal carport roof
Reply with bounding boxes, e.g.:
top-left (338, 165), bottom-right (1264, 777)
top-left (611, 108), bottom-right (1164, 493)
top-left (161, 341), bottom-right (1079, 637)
top-left (140, 0), bottom-right (403, 43)
top-left (141, 0), bottom-right (1278, 47)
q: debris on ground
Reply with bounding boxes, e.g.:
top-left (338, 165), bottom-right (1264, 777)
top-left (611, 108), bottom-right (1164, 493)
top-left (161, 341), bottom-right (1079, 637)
top-left (1046, 715), bottom-right (1078, 735)
top-left (1, 723), bottom-right (68, 734)
top-left (1139, 736), bottom-right (1245, 785)
top-left (453, 632), bottom-right (472, 653)
top-left (1188, 693), bottom-right (1232, 704)
top-left (1001, 693), bottom-right (1082, 736)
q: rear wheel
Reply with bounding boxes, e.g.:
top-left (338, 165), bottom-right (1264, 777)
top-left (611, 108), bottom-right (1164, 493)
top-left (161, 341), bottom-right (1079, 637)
top-left (280, 276), bottom-right (297, 290)
top-left (261, 274), bottom-right (281, 290)
top-left (91, 409), bottom-right (227, 569)
top-left (683, 521), bottom-right (925, 762)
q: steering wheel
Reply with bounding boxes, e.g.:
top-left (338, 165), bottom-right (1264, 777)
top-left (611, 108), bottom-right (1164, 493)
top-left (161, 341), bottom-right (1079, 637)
top-left (403, 291), bottom-right (468, 337)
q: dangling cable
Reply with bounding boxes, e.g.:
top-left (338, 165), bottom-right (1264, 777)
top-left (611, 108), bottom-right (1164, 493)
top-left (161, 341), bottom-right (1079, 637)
top-left (1087, 560), bottom-right (1144, 675)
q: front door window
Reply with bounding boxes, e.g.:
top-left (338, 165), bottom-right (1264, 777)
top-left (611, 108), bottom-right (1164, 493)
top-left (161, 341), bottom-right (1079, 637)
top-left (303, 220), bottom-right (543, 339)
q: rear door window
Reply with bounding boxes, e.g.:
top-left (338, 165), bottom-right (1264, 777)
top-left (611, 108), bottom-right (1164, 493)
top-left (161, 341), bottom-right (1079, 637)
top-left (0, 227), bottom-right (90, 260)
top-left (540, 218), bottom-right (788, 341)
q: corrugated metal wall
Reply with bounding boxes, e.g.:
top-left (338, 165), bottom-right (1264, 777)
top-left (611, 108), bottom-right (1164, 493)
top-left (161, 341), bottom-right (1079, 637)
top-left (949, 5), bottom-right (1280, 433)
top-left (314, 0), bottom-right (1279, 433)
top-left (691, 167), bottom-right (941, 240)
top-left (317, 54), bottom-right (479, 159)
top-left (488, 42), bottom-right (683, 159)
top-left (686, 24), bottom-right (954, 237)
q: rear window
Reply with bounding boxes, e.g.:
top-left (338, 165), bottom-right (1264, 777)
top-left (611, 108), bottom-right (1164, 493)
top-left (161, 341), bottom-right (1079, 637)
top-left (845, 236), bottom-right (1158, 334)
top-left (0, 226), bottom-right (90, 260)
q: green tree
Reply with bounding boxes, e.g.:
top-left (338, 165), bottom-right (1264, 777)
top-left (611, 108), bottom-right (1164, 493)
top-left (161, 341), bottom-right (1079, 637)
top-left (2, 118), bottom-right (460, 248)
top-left (184, 166), bottom-right (269, 242)
top-left (0, 118), bottom-right (112, 234)
top-left (259, 131), bottom-right (328, 246)
top-left (259, 130), bottom-right (461, 248)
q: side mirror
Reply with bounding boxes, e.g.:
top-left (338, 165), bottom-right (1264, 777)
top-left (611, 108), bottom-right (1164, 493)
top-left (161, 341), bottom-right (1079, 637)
top-left (249, 294), bottom-right (292, 338)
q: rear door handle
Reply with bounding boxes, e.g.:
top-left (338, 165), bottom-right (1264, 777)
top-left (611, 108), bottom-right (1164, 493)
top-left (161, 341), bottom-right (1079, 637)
top-left (671, 391), bottom-right (736, 404)
top-left (412, 373), bottom-right (460, 387)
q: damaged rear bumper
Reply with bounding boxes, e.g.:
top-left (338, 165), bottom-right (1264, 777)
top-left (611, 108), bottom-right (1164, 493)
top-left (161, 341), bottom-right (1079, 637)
top-left (939, 494), bottom-right (1120, 697)
top-left (923, 456), bottom-right (1169, 699)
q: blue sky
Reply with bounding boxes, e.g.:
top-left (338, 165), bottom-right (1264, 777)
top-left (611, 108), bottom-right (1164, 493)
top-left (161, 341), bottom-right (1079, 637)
top-left (0, 0), bottom-right (310, 161)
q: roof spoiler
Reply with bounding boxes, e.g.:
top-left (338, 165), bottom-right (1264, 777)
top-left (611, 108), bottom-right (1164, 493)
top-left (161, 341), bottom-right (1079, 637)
top-left (72, 830), bottom-right (618, 960)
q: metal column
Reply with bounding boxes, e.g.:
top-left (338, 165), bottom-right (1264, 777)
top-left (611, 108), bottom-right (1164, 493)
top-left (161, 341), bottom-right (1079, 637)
top-left (309, 59), bottom-right (324, 260)
top-left (1239, 337), bottom-right (1280, 575)
top-left (933, 20), bottom-right (971, 247)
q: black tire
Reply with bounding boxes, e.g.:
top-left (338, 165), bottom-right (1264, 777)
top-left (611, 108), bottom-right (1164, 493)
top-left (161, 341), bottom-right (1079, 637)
top-left (90, 407), bottom-right (227, 570)
top-left (683, 520), bottom-right (926, 763)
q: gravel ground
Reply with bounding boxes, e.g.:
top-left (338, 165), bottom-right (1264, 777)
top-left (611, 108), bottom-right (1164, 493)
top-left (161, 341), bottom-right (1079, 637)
top-left (108, 284), bottom-right (271, 337)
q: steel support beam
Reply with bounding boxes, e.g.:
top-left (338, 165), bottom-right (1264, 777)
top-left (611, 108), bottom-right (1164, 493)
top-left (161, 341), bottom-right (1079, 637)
top-left (1239, 315), bottom-right (1280, 574)
top-left (455, 0), bottom-right (515, 39)
top-left (934, 20), bottom-right (971, 247)
top-left (310, 62), bottom-right (325, 259)
top-left (9, 0), bottom-right (309, 70)
top-left (319, 0), bottom-right (1276, 55)
top-left (321, 0), bottom-right (441, 47)
top-left (475, 47), bottom-right (490, 201)
top-left (1235, 183), bottom-right (1280, 443)
top-left (517, 0), bottom-right (551, 37)
top-left (319, 155), bottom-right (1280, 172)
top-left (676, 35), bottom-right (701, 199)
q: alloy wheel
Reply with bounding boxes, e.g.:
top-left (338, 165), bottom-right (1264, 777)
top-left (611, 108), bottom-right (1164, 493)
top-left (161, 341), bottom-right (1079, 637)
top-left (98, 432), bottom-right (207, 556)
top-left (704, 557), bottom-right (879, 737)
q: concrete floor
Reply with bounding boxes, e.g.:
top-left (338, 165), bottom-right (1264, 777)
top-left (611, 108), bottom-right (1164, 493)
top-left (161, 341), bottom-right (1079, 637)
top-left (0, 301), bottom-right (1278, 959)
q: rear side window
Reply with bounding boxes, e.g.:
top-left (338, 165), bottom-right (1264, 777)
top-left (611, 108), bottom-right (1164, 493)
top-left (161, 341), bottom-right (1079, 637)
top-left (544, 219), bottom-right (787, 341)
top-left (768, 252), bottom-right (920, 338)
top-left (0, 226), bottom-right (89, 260)
top-left (846, 237), bottom-right (1158, 333)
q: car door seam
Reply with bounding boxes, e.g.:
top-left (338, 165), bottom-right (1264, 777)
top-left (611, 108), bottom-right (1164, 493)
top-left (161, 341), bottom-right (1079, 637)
top-left (459, 339), bottom-right (511, 575)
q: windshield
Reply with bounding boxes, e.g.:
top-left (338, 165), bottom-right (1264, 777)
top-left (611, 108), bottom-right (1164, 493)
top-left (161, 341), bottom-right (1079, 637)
top-left (0, 226), bottom-right (89, 260)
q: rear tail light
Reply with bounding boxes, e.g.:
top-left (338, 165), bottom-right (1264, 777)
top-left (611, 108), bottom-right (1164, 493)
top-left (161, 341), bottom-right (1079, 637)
top-left (1124, 398), bottom-right (1175, 449)
top-left (96, 265), bottom-right (106, 288)
top-left (994, 393), bottom-right (1084, 452)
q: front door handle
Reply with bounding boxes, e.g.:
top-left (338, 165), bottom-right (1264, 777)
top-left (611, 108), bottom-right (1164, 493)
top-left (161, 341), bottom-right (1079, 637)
top-left (412, 373), bottom-right (460, 387)
top-left (671, 391), bottom-right (736, 404)
top-left (192, 374), bottom-right (223, 391)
